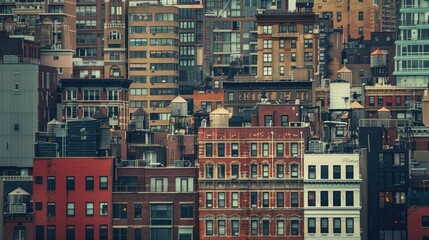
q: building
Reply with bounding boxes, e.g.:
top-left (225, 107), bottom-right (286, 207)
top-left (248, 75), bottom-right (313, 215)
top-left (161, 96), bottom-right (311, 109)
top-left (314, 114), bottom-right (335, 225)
top-left (127, 3), bottom-right (179, 131)
top-left (113, 164), bottom-right (199, 240)
top-left (198, 107), bottom-right (310, 239)
top-left (33, 157), bottom-right (113, 240)
top-left (394, 0), bottom-right (429, 87)
top-left (303, 153), bottom-right (361, 239)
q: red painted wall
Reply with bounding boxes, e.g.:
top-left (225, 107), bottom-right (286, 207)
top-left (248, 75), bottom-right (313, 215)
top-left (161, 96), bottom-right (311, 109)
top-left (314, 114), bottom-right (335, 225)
top-left (33, 157), bottom-right (113, 240)
top-left (408, 206), bottom-right (429, 240)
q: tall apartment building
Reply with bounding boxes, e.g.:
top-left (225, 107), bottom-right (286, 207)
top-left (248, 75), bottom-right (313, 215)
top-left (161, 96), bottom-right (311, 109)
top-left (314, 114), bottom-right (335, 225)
top-left (198, 107), bottom-right (310, 239)
top-left (394, 0), bottom-right (429, 87)
top-left (127, 3), bottom-right (179, 131)
top-left (255, 10), bottom-right (319, 81)
top-left (304, 153), bottom-right (361, 239)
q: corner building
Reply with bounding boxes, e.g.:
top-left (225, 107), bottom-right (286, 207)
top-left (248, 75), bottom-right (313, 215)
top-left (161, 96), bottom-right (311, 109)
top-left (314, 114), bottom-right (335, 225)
top-left (198, 112), bottom-right (309, 239)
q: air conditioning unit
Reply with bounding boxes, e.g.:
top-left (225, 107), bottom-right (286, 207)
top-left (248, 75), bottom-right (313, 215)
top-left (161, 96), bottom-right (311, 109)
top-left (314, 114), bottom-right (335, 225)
top-left (231, 175), bottom-right (237, 180)
top-left (278, 174), bottom-right (284, 178)
top-left (289, 122), bottom-right (303, 127)
top-left (174, 160), bottom-right (191, 167)
top-left (252, 174), bottom-right (257, 178)
top-left (207, 203), bottom-right (212, 207)
top-left (251, 204), bottom-right (257, 207)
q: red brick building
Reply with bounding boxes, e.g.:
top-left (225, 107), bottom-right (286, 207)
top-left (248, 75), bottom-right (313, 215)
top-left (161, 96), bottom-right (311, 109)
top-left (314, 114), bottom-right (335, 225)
top-left (198, 108), bottom-right (310, 239)
top-left (33, 157), bottom-right (113, 240)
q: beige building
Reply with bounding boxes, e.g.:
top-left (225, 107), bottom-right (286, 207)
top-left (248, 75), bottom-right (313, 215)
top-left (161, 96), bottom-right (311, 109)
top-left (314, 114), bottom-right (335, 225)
top-left (127, 3), bottom-right (179, 131)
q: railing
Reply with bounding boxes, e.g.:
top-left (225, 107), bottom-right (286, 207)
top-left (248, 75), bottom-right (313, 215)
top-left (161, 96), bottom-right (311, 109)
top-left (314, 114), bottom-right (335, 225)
top-left (113, 184), bottom-right (146, 192)
top-left (198, 179), bottom-right (304, 190)
top-left (1, 176), bottom-right (33, 181)
top-left (9, 203), bottom-right (26, 214)
top-left (359, 119), bottom-right (411, 128)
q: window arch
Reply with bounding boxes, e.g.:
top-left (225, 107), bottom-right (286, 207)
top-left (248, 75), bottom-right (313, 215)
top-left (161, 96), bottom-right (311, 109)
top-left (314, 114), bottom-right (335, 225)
top-left (108, 30), bottom-right (121, 40)
top-left (109, 66), bottom-right (121, 77)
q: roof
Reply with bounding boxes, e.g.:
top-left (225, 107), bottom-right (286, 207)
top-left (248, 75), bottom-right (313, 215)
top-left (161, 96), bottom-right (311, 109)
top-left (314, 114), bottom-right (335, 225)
top-left (210, 107), bottom-right (230, 115)
top-left (132, 108), bottom-right (147, 116)
top-left (378, 107), bottom-right (390, 112)
top-left (350, 101), bottom-right (364, 109)
top-left (337, 66), bottom-right (351, 73)
top-left (171, 95), bottom-right (187, 103)
top-left (8, 187), bottom-right (29, 196)
top-left (371, 48), bottom-right (384, 55)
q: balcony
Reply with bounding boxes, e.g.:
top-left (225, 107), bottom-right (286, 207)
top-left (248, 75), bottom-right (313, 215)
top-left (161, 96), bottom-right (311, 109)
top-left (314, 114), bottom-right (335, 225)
top-left (113, 184), bottom-right (146, 192)
top-left (272, 32), bottom-right (299, 38)
top-left (9, 203), bottom-right (26, 214)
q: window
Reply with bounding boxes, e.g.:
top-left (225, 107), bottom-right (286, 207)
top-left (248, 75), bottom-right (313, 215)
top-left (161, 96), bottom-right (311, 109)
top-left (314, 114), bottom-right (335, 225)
top-left (66, 226), bottom-right (75, 240)
top-left (180, 204), bottom-right (193, 218)
top-left (308, 191), bottom-right (315, 206)
top-left (321, 165), bottom-right (328, 179)
top-left (217, 164), bottom-right (225, 178)
top-left (67, 177), bottom-right (75, 190)
top-left (100, 202), bottom-right (108, 216)
top-left (150, 204), bottom-right (172, 226)
top-left (333, 191), bottom-right (341, 206)
top-left (263, 67), bottom-right (272, 76)
top-left (261, 164), bottom-right (268, 178)
top-left (308, 218), bottom-right (316, 233)
top-left (291, 143), bottom-right (298, 157)
top-left (337, 11), bottom-right (342, 21)
top-left (262, 220), bottom-right (270, 235)
top-left (358, 11), bottom-right (364, 20)
top-left (47, 177), bottom-right (55, 191)
top-left (280, 66), bottom-right (285, 76)
top-left (175, 177), bottom-right (194, 192)
top-left (218, 192), bottom-right (225, 207)
top-left (35, 176), bottom-right (43, 185)
top-left (291, 39), bottom-right (296, 48)
top-left (231, 143), bottom-right (239, 157)
top-left (251, 220), bottom-right (258, 235)
top-left (346, 218), bottom-right (354, 233)
top-left (263, 39), bottom-right (272, 48)
top-left (251, 164), bottom-right (258, 178)
top-left (422, 216), bottom-right (429, 227)
top-left (277, 164), bottom-right (284, 178)
top-left (263, 53), bottom-right (272, 62)
top-left (134, 203), bottom-right (142, 218)
top-left (346, 165), bottom-right (354, 179)
top-left (358, 27), bottom-right (363, 36)
top-left (262, 25), bottom-right (272, 34)
top-left (35, 202), bottom-right (42, 210)
top-left (333, 218), bottom-right (341, 233)
top-left (369, 96), bottom-right (375, 106)
top-left (36, 226), bottom-right (44, 240)
top-left (86, 202), bottom-right (94, 216)
top-left (99, 176), bottom-right (108, 190)
top-left (113, 228), bottom-right (127, 240)
top-left (206, 165), bottom-right (213, 179)
top-left (205, 143), bottom-right (213, 157)
top-left (218, 220), bottom-right (226, 235)
top-left (291, 192), bottom-right (299, 207)
top-left (281, 115), bottom-right (289, 126)
top-left (277, 220), bottom-right (284, 235)
top-left (134, 228), bottom-right (141, 240)
top-left (346, 191), bottom-right (354, 206)
top-left (308, 165), bottom-right (316, 179)
top-left (47, 202), bottom-right (55, 217)
top-left (321, 191), bottom-right (328, 206)
top-left (321, 218), bottom-right (328, 233)
top-left (206, 220), bottom-right (213, 236)
top-left (206, 192), bottom-right (213, 208)
top-left (394, 153), bottom-right (406, 166)
top-left (291, 53), bottom-right (296, 62)
top-left (276, 143), bottom-right (284, 157)
top-left (378, 96), bottom-right (384, 106)
top-left (262, 143), bottom-right (270, 157)
top-left (231, 164), bottom-right (239, 178)
top-left (218, 143), bottom-right (225, 157)
top-left (280, 52), bottom-right (285, 62)
top-left (304, 39), bottom-right (313, 48)
top-left (150, 177), bottom-right (168, 192)
top-left (333, 165), bottom-right (341, 179)
top-left (251, 143), bottom-right (257, 156)
top-left (291, 164), bottom-right (299, 178)
top-left (264, 115), bottom-right (273, 127)
top-left (291, 220), bottom-right (299, 235)
top-left (86, 177), bottom-right (94, 190)
top-left (232, 192), bottom-right (239, 208)
top-left (113, 204), bottom-right (127, 219)
top-left (262, 192), bottom-right (269, 207)
top-left (251, 192), bottom-right (258, 207)
top-left (85, 225), bottom-right (94, 240)
top-left (231, 220), bottom-right (239, 236)
top-left (304, 24), bottom-right (313, 33)
top-left (67, 202), bottom-right (75, 216)
top-left (396, 96), bottom-right (402, 106)
top-left (277, 192), bottom-right (284, 207)
top-left (47, 226), bottom-right (55, 240)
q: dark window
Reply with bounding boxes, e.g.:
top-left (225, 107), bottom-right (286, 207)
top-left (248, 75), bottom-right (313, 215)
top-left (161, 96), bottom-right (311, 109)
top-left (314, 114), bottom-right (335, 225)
top-left (264, 115), bottom-right (273, 126)
top-left (231, 164), bottom-right (239, 178)
top-left (308, 191), bottom-right (315, 206)
top-left (291, 192), bottom-right (298, 207)
top-left (206, 192), bottom-right (213, 207)
top-left (333, 218), bottom-right (341, 233)
top-left (291, 220), bottom-right (299, 235)
top-left (346, 191), bottom-right (354, 206)
top-left (47, 202), bottom-right (56, 217)
top-left (66, 226), bottom-right (75, 240)
top-left (218, 192), bottom-right (225, 207)
top-left (277, 192), bottom-right (284, 207)
top-left (180, 204), bottom-right (194, 218)
top-left (205, 143), bottom-right (213, 157)
top-left (250, 143), bottom-right (257, 156)
top-left (262, 220), bottom-right (270, 235)
top-left (308, 218), bottom-right (316, 233)
top-left (35, 202), bottom-right (43, 210)
top-left (251, 220), bottom-right (258, 235)
top-left (100, 226), bottom-right (108, 240)
top-left (150, 204), bottom-right (173, 226)
top-left (113, 228), bottom-right (127, 240)
top-left (358, 11), bottom-right (364, 20)
top-left (35, 176), bottom-right (43, 184)
top-left (251, 164), bottom-right (257, 178)
top-left (333, 165), bottom-right (341, 179)
top-left (47, 177), bottom-right (56, 191)
top-left (346, 165), bottom-right (354, 179)
top-left (308, 165), bottom-right (316, 179)
top-left (396, 96), bottom-right (402, 106)
top-left (321, 218), bottom-right (328, 233)
top-left (231, 220), bottom-right (239, 236)
top-left (281, 115), bottom-right (289, 126)
top-left (263, 192), bottom-right (269, 207)
top-left (36, 226), bottom-right (44, 240)
top-left (206, 164), bottom-right (213, 178)
top-left (206, 220), bottom-right (213, 236)
top-left (277, 164), bottom-right (284, 178)
top-left (66, 177), bottom-right (75, 190)
top-left (99, 176), bottom-right (108, 190)
top-left (86, 176), bottom-right (94, 190)
top-left (369, 96), bottom-right (375, 106)
top-left (276, 143), bottom-right (284, 157)
top-left (86, 225), bottom-right (94, 240)
top-left (321, 191), bottom-right (328, 206)
top-left (333, 191), bottom-right (341, 206)
top-left (378, 96), bottom-right (384, 106)
top-left (422, 216), bottom-right (429, 227)
top-left (47, 226), bottom-right (55, 240)
top-left (134, 228), bottom-right (141, 240)
top-left (251, 192), bottom-right (258, 207)
top-left (218, 143), bottom-right (225, 157)
top-left (218, 164), bottom-right (225, 178)
top-left (134, 203), bottom-right (142, 218)
top-left (321, 165), bottom-right (328, 179)
top-left (113, 204), bottom-right (127, 218)
top-left (291, 164), bottom-right (299, 178)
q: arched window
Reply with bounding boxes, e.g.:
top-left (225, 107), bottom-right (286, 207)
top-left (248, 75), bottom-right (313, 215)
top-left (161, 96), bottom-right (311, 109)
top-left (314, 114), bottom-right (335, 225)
top-left (109, 66), bottom-right (120, 77)
top-left (108, 31), bottom-right (121, 40)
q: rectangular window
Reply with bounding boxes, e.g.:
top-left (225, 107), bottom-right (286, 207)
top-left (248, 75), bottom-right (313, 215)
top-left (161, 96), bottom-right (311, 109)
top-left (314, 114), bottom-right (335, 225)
top-left (308, 218), bottom-right (316, 233)
top-left (47, 226), bottom-right (55, 240)
top-left (346, 218), bottom-right (354, 233)
top-left (263, 67), bottom-right (272, 76)
top-left (262, 143), bottom-right (269, 156)
top-left (277, 164), bottom-right (284, 178)
top-left (291, 192), bottom-right (299, 207)
top-left (262, 192), bottom-right (269, 207)
top-left (134, 203), bottom-right (142, 218)
top-left (251, 192), bottom-right (258, 207)
top-left (422, 216), bottom-right (429, 227)
top-left (35, 176), bottom-right (43, 184)
top-left (346, 165), bottom-right (354, 179)
top-left (276, 143), bottom-right (284, 157)
top-left (100, 202), bottom-right (108, 216)
top-left (251, 164), bottom-right (258, 178)
top-left (231, 220), bottom-right (239, 236)
top-left (180, 204), bottom-right (194, 218)
top-left (175, 177), bottom-right (194, 192)
top-left (113, 204), bottom-right (127, 219)
top-left (218, 143), bottom-right (225, 157)
top-left (206, 192), bottom-right (213, 208)
top-left (231, 143), bottom-right (239, 157)
top-left (358, 11), bottom-right (364, 20)
top-left (333, 218), bottom-right (341, 233)
top-left (321, 165), bottom-right (329, 179)
top-left (321, 191), bottom-right (328, 206)
top-left (218, 220), bottom-right (226, 235)
top-left (99, 176), bottom-right (108, 190)
top-left (346, 191), bottom-right (354, 206)
top-left (86, 202), bottom-right (94, 216)
top-left (369, 96), bottom-right (375, 106)
top-left (218, 192), bottom-right (225, 208)
top-left (333, 191), bottom-right (341, 206)
top-left (67, 202), bottom-right (75, 216)
top-left (262, 220), bottom-right (270, 235)
top-left (218, 165), bottom-right (225, 178)
top-left (150, 204), bottom-right (172, 226)
top-left (47, 202), bottom-right (56, 217)
top-left (231, 164), bottom-right (239, 178)
top-left (291, 143), bottom-right (298, 157)
top-left (206, 165), bottom-right (213, 179)
top-left (47, 176), bottom-right (56, 191)
top-left (378, 96), bottom-right (384, 106)
top-left (308, 191), bottom-right (315, 206)
top-left (251, 220), bottom-right (258, 235)
top-left (262, 164), bottom-right (269, 178)
top-left (251, 143), bottom-right (257, 156)
top-left (205, 143), bottom-right (213, 157)
top-left (277, 192), bottom-right (284, 207)
top-left (66, 177), bottom-right (75, 190)
top-left (321, 218), bottom-right (328, 233)
top-left (308, 165), bottom-right (316, 179)
top-left (333, 165), bottom-right (341, 179)
top-left (291, 53), bottom-right (296, 62)
top-left (85, 225), bottom-right (94, 240)
top-left (85, 176), bottom-right (94, 190)
top-left (291, 220), bottom-right (299, 235)
top-left (66, 226), bottom-right (75, 240)
top-left (277, 220), bottom-right (284, 236)
top-left (232, 192), bottom-right (239, 208)
top-left (291, 164), bottom-right (299, 178)
top-left (151, 177), bottom-right (168, 192)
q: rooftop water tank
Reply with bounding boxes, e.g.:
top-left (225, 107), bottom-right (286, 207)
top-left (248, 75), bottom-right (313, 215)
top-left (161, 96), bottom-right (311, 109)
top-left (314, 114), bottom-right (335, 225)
top-left (171, 95), bottom-right (187, 117)
top-left (330, 77), bottom-right (351, 110)
top-left (210, 108), bottom-right (230, 128)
